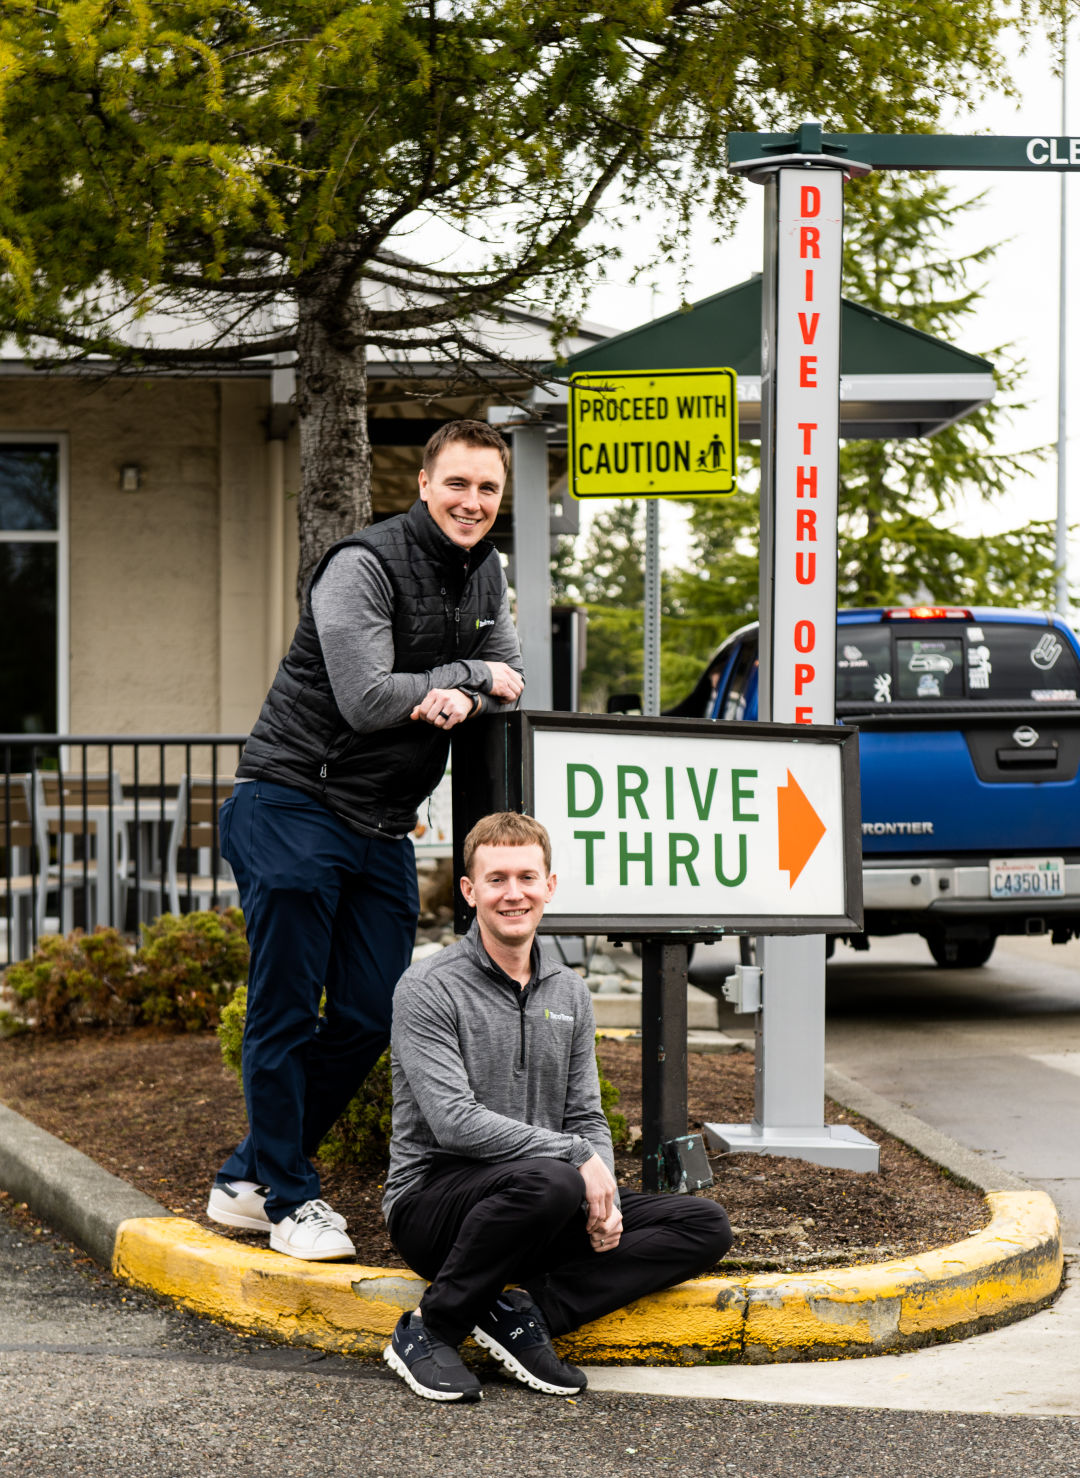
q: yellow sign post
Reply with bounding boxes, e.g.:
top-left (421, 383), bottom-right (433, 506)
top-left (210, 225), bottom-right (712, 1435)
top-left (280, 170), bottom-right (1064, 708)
top-left (568, 367), bottom-right (738, 499)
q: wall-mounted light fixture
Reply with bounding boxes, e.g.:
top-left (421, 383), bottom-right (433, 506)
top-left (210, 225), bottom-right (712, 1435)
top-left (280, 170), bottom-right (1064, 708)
top-left (119, 463), bottom-right (142, 492)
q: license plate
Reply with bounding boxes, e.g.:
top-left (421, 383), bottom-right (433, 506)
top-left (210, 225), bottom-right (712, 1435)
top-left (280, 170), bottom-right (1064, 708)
top-left (989, 857), bottom-right (1066, 898)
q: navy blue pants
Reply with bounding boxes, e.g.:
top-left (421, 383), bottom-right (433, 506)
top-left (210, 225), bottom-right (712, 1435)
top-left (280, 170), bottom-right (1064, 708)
top-left (217, 780), bottom-right (419, 1221)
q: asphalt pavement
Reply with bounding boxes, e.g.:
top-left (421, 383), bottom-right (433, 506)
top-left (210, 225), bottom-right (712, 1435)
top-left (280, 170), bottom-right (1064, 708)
top-left (3, 1200), bottom-right (1079, 1478)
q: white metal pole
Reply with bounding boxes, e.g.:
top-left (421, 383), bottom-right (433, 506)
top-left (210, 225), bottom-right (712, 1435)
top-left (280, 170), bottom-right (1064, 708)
top-left (643, 499), bottom-right (661, 716)
top-left (1056, 24), bottom-right (1070, 617)
top-left (510, 423), bottom-right (554, 710)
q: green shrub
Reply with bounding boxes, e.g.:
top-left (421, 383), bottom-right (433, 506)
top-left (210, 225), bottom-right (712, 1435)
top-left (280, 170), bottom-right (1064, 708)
top-left (1, 909), bottom-right (248, 1036)
top-left (596, 1039), bottom-right (629, 1148)
top-left (136, 908), bottom-right (249, 1031)
top-left (2, 927), bottom-right (136, 1034)
top-left (217, 986), bottom-right (628, 1168)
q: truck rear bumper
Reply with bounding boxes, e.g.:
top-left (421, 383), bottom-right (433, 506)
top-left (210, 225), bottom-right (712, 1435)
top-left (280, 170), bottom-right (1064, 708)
top-left (863, 858), bottom-right (1080, 923)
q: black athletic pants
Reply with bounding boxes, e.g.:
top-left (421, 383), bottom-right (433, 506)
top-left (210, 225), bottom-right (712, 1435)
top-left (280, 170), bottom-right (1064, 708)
top-left (387, 1157), bottom-right (733, 1348)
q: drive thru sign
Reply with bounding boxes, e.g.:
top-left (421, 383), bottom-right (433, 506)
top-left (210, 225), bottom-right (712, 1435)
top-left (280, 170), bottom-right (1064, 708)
top-left (451, 712), bottom-right (862, 938)
top-left (569, 368), bottom-right (738, 498)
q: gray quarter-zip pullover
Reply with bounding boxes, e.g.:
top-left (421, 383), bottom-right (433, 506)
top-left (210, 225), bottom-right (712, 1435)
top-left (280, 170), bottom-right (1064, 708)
top-left (382, 922), bottom-right (615, 1221)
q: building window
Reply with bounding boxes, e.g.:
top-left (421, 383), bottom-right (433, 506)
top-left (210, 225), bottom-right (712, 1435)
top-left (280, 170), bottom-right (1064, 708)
top-left (0, 438), bottom-right (67, 734)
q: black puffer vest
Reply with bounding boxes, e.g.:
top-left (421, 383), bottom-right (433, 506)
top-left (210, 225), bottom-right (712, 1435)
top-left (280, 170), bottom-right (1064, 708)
top-left (237, 499), bottom-right (504, 832)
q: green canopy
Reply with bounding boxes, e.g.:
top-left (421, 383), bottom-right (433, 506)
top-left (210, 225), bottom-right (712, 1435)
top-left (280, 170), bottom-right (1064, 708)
top-left (545, 276), bottom-right (995, 440)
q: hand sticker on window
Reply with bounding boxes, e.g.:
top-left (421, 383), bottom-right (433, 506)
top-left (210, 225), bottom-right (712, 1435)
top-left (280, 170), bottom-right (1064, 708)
top-left (1030, 634), bottom-right (1063, 671)
top-left (873, 673), bottom-right (892, 704)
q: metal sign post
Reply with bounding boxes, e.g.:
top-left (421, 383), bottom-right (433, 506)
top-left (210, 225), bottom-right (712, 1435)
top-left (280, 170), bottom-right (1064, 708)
top-left (565, 365), bottom-right (741, 1181)
top-left (644, 500), bottom-right (661, 717)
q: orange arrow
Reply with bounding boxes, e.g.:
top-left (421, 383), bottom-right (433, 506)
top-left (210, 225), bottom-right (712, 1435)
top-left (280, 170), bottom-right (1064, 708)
top-left (777, 769), bottom-right (826, 886)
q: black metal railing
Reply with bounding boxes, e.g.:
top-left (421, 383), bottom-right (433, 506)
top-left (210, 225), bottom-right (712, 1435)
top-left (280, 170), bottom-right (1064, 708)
top-left (0, 735), bottom-right (246, 964)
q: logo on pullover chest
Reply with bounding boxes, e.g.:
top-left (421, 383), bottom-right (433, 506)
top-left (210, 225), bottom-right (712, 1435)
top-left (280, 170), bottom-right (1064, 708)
top-left (475, 616), bottom-right (495, 629)
top-left (544, 1009), bottom-right (574, 1023)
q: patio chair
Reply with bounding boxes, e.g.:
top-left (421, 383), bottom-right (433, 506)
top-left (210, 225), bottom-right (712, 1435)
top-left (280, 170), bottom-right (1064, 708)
top-left (0, 773), bottom-right (48, 963)
top-left (164, 775), bottom-right (239, 916)
top-left (39, 771), bottom-right (130, 932)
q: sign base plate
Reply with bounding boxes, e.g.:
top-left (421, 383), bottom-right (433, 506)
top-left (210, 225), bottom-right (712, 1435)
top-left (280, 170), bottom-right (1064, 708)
top-left (703, 1121), bottom-right (880, 1172)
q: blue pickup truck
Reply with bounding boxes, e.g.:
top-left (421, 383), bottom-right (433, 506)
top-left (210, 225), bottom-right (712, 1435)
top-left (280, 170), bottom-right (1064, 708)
top-left (666, 606), bottom-right (1080, 967)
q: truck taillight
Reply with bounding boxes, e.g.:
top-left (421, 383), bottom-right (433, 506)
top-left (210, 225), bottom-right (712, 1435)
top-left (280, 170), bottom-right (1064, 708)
top-left (884, 606), bottom-right (973, 621)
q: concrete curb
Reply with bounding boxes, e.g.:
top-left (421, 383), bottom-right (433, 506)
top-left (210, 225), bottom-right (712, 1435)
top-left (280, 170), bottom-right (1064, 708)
top-left (0, 1093), bottom-right (1063, 1365)
top-left (0, 1101), bottom-right (169, 1267)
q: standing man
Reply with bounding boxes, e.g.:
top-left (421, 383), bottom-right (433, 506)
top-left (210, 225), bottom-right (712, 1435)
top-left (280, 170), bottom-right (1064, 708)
top-left (382, 812), bottom-right (732, 1403)
top-left (208, 421), bottom-right (524, 1261)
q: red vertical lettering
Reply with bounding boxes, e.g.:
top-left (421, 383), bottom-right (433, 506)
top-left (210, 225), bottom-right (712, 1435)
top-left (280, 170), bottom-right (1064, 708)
top-left (799, 356), bottom-right (818, 388)
top-left (795, 552), bottom-right (816, 584)
top-left (796, 465), bottom-right (818, 498)
top-left (805, 269), bottom-right (814, 300)
top-left (797, 422), bottom-right (817, 454)
top-left (795, 707), bottom-right (813, 725)
top-left (798, 312), bottom-right (819, 344)
top-left (796, 508), bottom-right (817, 540)
top-left (795, 663), bottom-right (815, 695)
top-left (799, 226), bottom-right (820, 258)
top-left (800, 184), bottom-right (821, 217)
top-left (794, 620), bottom-right (815, 653)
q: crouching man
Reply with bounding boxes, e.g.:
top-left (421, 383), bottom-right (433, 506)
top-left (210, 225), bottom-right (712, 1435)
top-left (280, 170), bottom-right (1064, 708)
top-left (381, 812), bottom-right (732, 1402)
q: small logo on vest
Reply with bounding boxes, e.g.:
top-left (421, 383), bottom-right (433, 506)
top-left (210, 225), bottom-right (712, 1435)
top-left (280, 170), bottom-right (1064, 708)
top-left (544, 1009), bottom-right (574, 1023)
top-left (475, 617), bottom-right (495, 630)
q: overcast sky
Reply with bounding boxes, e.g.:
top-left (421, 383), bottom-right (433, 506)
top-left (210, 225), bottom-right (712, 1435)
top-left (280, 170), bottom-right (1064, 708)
top-left (580, 23), bottom-right (1077, 606)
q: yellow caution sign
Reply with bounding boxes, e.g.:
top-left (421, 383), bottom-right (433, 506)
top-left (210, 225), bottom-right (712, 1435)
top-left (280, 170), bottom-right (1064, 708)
top-left (568, 368), bottom-right (738, 499)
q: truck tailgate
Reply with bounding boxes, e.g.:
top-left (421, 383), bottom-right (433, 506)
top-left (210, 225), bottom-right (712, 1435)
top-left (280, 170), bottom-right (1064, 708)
top-left (848, 707), bottom-right (1080, 855)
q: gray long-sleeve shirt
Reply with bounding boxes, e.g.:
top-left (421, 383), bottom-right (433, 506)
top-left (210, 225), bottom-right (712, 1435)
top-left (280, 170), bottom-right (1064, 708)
top-left (382, 922), bottom-right (615, 1222)
top-left (311, 544), bottom-right (522, 735)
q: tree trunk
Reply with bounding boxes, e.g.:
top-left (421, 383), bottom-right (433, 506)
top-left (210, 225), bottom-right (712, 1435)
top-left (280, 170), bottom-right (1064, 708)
top-left (294, 263), bottom-right (372, 601)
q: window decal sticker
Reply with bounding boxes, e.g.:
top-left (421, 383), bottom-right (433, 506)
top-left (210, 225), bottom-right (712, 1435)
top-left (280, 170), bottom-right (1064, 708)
top-left (1031, 634), bottom-right (1063, 671)
top-left (873, 673), bottom-right (892, 703)
top-left (909, 652), bottom-right (954, 675)
top-left (967, 643), bottom-right (991, 691)
top-left (917, 673), bottom-right (942, 697)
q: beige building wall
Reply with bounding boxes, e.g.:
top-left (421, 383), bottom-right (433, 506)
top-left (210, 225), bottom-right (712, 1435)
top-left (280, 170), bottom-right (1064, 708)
top-left (0, 374), bottom-right (301, 742)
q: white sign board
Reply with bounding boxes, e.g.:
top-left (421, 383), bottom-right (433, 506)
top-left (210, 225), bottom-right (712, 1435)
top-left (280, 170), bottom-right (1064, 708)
top-left (529, 724), bottom-right (856, 931)
top-left (770, 169), bottom-right (842, 724)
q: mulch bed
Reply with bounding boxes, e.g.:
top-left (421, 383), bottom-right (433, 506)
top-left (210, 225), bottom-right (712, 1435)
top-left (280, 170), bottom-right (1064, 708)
top-left (0, 1027), bottom-right (989, 1272)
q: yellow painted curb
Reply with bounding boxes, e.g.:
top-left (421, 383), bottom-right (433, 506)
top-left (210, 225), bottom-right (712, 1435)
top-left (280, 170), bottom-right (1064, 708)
top-left (112, 1189), bottom-right (1061, 1364)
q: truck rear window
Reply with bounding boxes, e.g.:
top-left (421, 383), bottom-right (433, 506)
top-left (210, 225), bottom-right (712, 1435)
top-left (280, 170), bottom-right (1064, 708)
top-left (839, 622), bottom-right (1080, 703)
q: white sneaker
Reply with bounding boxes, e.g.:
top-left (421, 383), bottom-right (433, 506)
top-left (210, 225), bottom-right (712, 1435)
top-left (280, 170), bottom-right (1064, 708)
top-left (207, 1182), bottom-right (347, 1234)
top-left (270, 1200), bottom-right (357, 1261)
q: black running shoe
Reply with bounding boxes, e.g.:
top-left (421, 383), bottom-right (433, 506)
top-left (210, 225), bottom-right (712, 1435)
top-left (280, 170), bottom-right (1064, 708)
top-left (472, 1290), bottom-right (587, 1396)
top-left (384, 1311), bottom-right (482, 1402)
